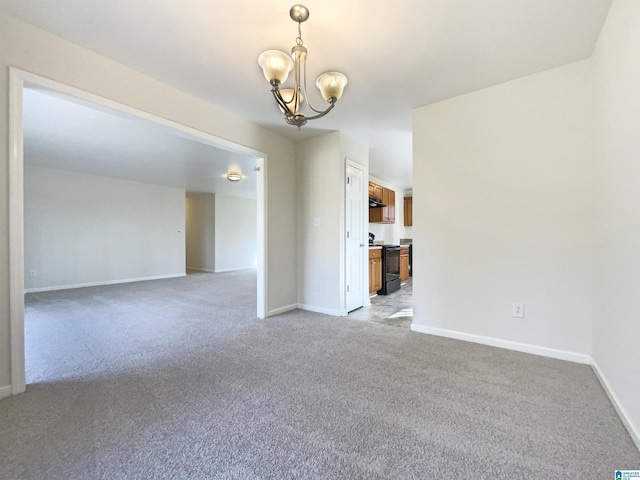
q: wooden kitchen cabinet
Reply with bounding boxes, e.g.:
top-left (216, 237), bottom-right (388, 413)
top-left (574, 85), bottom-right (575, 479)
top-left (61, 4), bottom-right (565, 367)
top-left (368, 181), bottom-right (383, 201)
top-left (400, 246), bottom-right (410, 281)
top-left (369, 248), bottom-right (382, 294)
top-left (369, 186), bottom-right (395, 224)
top-left (404, 197), bottom-right (412, 226)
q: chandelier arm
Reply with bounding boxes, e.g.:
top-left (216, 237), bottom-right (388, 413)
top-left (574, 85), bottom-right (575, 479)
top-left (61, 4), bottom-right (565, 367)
top-left (300, 54), bottom-right (328, 114)
top-left (271, 83), bottom-right (294, 116)
top-left (301, 99), bottom-right (336, 120)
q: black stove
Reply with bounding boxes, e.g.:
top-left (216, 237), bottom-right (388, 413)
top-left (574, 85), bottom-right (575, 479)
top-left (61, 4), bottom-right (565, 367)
top-left (378, 245), bottom-right (401, 295)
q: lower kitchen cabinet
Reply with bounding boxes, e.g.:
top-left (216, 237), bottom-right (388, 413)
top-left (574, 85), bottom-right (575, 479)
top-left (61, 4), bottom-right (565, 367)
top-left (400, 246), bottom-right (410, 282)
top-left (369, 248), bottom-right (382, 294)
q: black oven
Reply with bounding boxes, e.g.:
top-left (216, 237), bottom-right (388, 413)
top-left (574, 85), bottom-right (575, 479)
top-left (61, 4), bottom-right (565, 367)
top-left (378, 245), bottom-right (401, 295)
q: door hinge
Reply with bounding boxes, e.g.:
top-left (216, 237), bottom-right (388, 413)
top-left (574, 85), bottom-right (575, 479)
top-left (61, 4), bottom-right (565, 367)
top-left (347, 285), bottom-right (350, 292)
top-left (347, 231), bottom-right (350, 238)
top-left (347, 177), bottom-right (350, 184)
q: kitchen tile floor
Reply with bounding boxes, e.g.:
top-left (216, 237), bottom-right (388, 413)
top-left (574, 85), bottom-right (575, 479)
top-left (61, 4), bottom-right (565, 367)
top-left (348, 277), bottom-right (412, 329)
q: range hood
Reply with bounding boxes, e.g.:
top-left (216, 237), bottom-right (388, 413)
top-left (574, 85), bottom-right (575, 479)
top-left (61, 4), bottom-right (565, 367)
top-left (369, 196), bottom-right (386, 208)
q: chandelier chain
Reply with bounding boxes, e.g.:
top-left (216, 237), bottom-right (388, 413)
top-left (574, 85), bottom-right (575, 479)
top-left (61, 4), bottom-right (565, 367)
top-left (296, 22), bottom-right (303, 46)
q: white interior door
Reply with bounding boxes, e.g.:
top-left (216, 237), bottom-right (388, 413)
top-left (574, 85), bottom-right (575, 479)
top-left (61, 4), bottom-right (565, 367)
top-left (346, 162), bottom-right (365, 312)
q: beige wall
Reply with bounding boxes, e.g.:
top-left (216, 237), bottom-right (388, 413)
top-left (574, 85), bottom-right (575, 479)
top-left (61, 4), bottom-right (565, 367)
top-left (0, 11), bottom-right (297, 389)
top-left (412, 59), bottom-right (594, 356)
top-left (297, 132), bottom-right (343, 315)
top-left (214, 194), bottom-right (257, 272)
top-left (591, 0), bottom-right (640, 445)
top-left (412, 0), bottom-right (640, 446)
top-left (297, 132), bottom-right (368, 315)
top-left (25, 166), bottom-right (186, 290)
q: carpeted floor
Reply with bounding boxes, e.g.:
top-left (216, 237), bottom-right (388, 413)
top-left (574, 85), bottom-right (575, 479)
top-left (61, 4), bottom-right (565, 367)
top-left (1, 270), bottom-right (638, 479)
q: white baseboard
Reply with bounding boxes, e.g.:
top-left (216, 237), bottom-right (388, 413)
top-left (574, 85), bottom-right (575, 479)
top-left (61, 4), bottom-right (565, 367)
top-left (24, 273), bottom-right (186, 293)
top-left (410, 323), bottom-right (591, 365)
top-left (0, 385), bottom-right (11, 399)
top-left (267, 304), bottom-right (298, 317)
top-left (214, 266), bottom-right (257, 273)
top-left (591, 359), bottom-right (640, 451)
top-left (298, 304), bottom-right (344, 317)
top-left (187, 267), bottom-right (256, 274)
top-left (186, 267), bottom-right (215, 273)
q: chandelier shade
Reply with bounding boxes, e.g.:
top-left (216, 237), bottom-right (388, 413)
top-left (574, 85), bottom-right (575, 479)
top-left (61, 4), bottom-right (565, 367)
top-left (257, 4), bottom-right (347, 129)
top-left (258, 50), bottom-right (293, 84)
top-left (278, 88), bottom-right (303, 114)
top-left (316, 72), bottom-right (348, 101)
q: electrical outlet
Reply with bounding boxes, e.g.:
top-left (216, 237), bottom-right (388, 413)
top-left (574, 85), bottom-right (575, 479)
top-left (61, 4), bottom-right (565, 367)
top-left (313, 218), bottom-right (321, 227)
top-left (314, 281), bottom-right (320, 291)
top-left (512, 302), bottom-right (524, 318)
top-left (29, 270), bottom-right (36, 277)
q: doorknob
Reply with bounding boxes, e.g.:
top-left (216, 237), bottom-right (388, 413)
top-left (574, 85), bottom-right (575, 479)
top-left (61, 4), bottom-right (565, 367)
top-left (360, 244), bottom-right (364, 247)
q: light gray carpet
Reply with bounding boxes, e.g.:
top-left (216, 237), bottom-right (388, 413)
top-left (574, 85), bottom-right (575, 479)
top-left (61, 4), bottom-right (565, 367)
top-left (1, 271), bottom-right (638, 479)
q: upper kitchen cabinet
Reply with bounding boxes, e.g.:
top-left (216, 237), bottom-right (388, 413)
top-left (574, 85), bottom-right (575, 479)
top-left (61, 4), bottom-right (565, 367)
top-left (404, 197), bottom-right (412, 226)
top-left (368, 181), bottom-right (383, 201)
top-left (369, 185), bottom-right (395, 224)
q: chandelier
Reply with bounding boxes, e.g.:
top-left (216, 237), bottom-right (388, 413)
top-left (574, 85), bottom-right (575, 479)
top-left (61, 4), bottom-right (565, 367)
top-left (258, 5), bottom-right (348, 129)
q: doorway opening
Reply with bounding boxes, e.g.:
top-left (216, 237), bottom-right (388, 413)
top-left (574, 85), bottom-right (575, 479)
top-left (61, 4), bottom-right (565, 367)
top-left (8, 69), bottom-right (268, 394)
top-left (349, 174), bottom-right (413, 328)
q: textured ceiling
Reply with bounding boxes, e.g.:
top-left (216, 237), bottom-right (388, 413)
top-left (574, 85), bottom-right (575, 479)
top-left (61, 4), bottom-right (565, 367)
top-left (1, 0), bottom-right (613, 189)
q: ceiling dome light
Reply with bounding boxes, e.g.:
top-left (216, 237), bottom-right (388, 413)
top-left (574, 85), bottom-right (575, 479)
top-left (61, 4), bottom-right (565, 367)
top-left (227, 172), bottom-right (242, 182)
top-left (257, 4), bottom-right (348, 129)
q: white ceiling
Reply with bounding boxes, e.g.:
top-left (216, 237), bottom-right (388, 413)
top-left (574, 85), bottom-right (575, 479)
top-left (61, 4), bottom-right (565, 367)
top-left (2, 0), bottom-right (613, 189)
top-left (24, 87), bottom-right (260, 199)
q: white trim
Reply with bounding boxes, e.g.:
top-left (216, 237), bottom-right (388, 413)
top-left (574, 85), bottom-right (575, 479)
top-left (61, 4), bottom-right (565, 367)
top-left (268, 304), bottom-right (299, 316)
top-left (298, 304), bottom-right (344, 317)
top-left (410, 323), bottom-right (591, 365)
top-left (0, 385), bottom-right (12, 399)
top-left (9, 69), bottom-right (26, 395)
top-left (214, 266), bottom-right (257, 273)
top-left (344, 159), bottom-right (368, 314)
top-left (257, 156), bottom-right (267, 319)
top-left (24, 274), bottom-right (186, 293)
top-left (186, 267), bottom-right (216, 273)
top-left (9, 68), bottom-right (269, 396)
top-left (591, 359), bottom-right (640, 451)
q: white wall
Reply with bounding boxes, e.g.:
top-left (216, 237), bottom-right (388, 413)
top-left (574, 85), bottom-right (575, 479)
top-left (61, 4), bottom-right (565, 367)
top-left (590, 0), bottom-right (640, 446)
top-left (185, 194), bottom-right (215, 272)
top-left (0, 11), bottom-right (297, 390)
top-left (214, 194), bottom-right (257, 272)
top-left (297, 132), bottom-right (342, 315)
top-left (297, 132), bottom-right (368, 315)
top-left (412, 60), bottom-right (594, 359)
top-left (24, 166), bottom-right (185, 290)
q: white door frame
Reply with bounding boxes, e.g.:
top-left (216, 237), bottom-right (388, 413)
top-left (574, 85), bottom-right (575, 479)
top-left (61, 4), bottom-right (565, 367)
top-left (344, 159), bottom-right (368, 313)
top-left (8, 68), bottom-right (269, 395)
